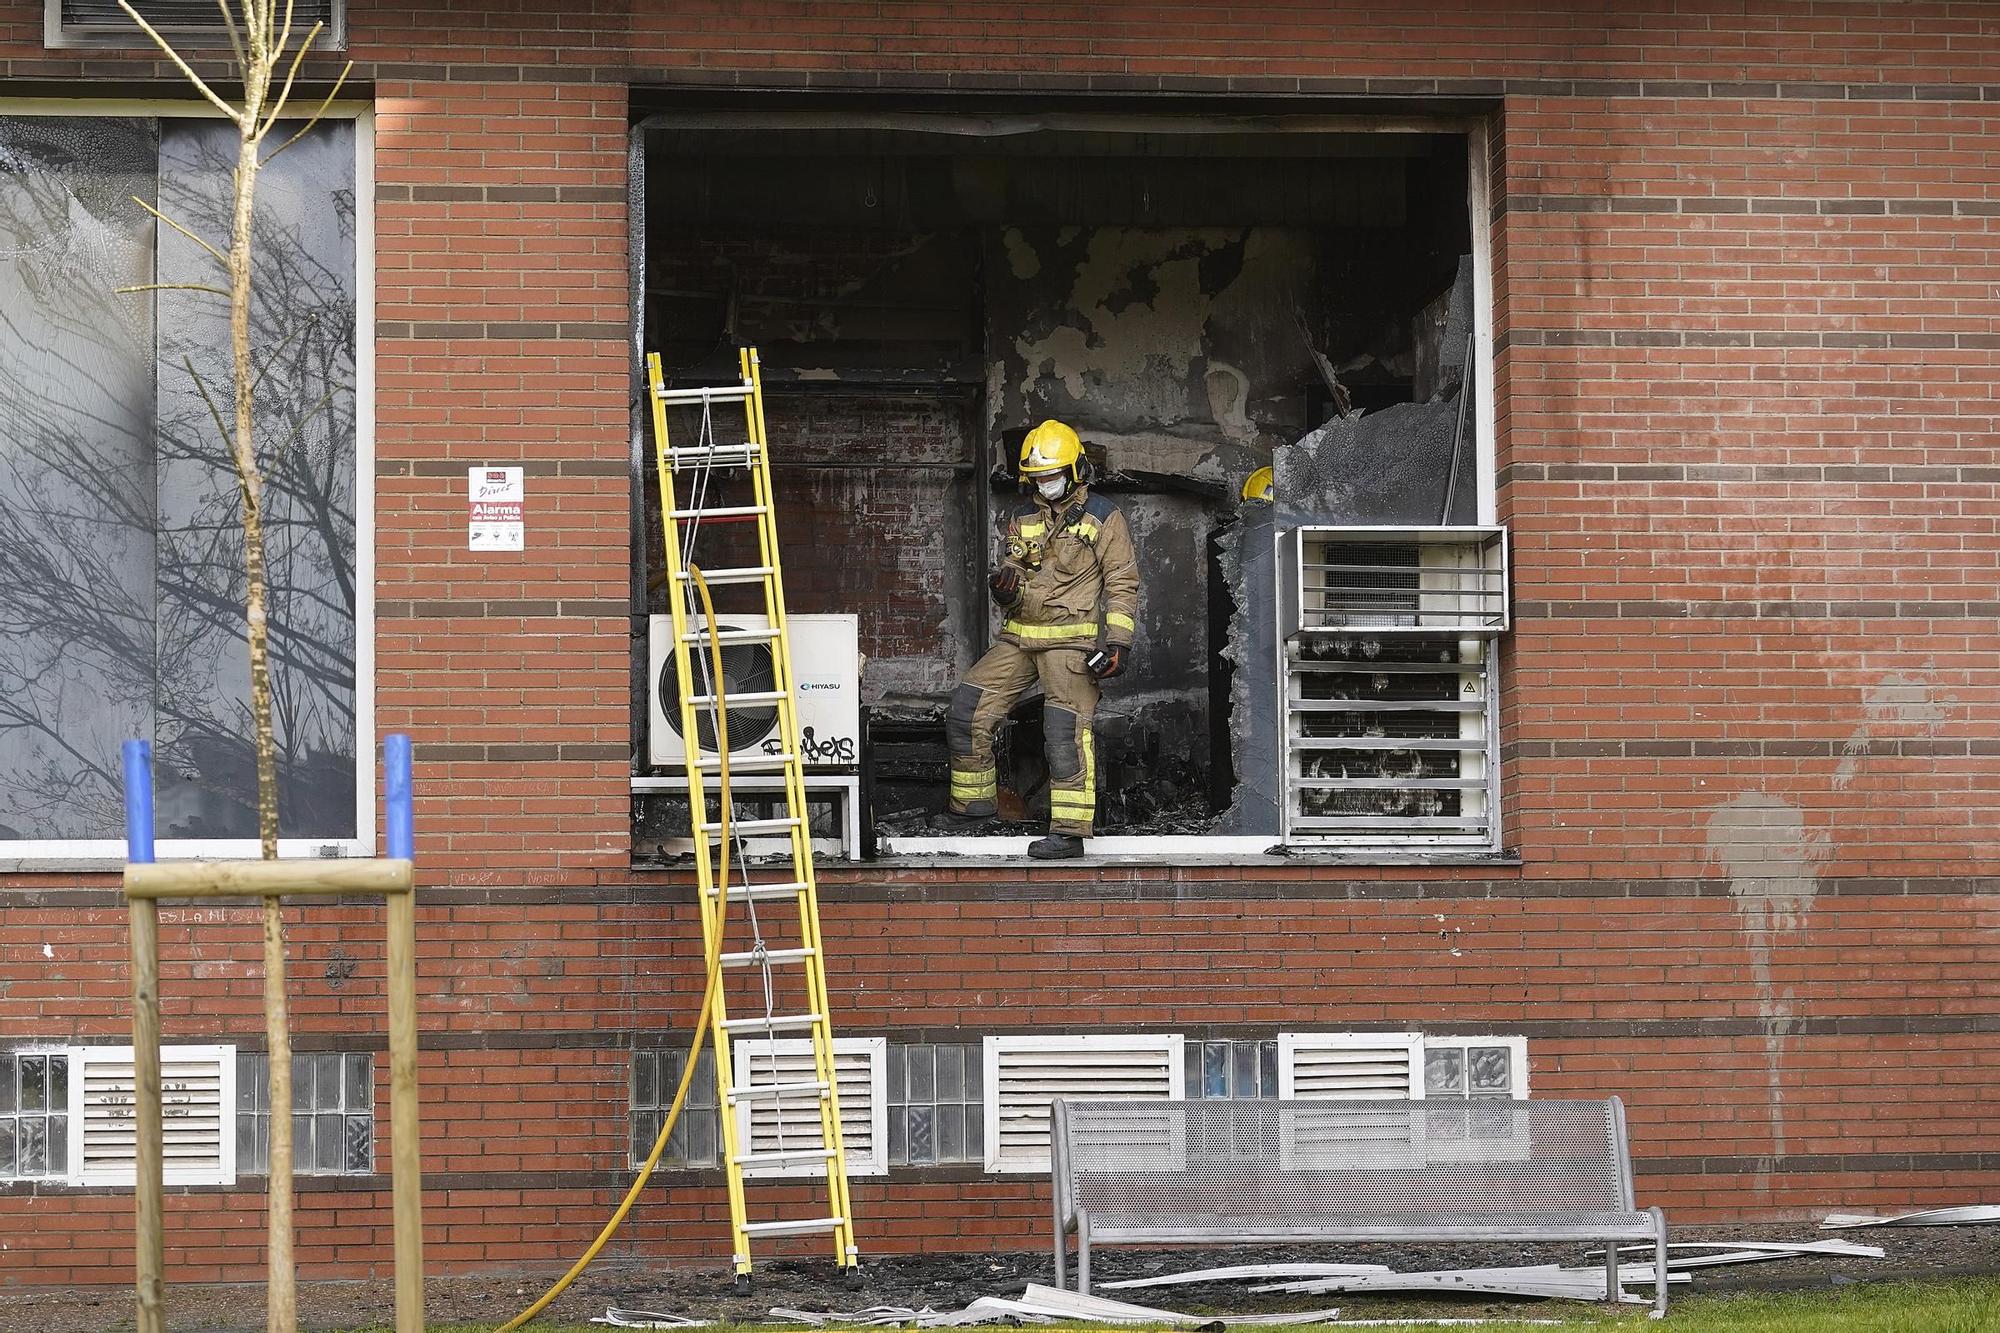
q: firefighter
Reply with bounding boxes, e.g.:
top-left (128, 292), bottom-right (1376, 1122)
top-left (944, 419), bottom-right (1140, 859)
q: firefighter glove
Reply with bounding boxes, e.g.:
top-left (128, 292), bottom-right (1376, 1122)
top-left (1085, 645), bottom-right (1128, 680)
top-left (989, 566), bottom-right (1022, 607)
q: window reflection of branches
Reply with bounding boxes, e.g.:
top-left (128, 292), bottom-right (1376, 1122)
top-left (0, 115), bottom-right (357, 843)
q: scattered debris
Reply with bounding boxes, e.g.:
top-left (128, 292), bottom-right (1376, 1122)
top-left (592, 1310), bottom-right (712, 1329)
top-left (1590, 1239), bottom-right (1887, 1270)
top-left (1101, 1262), bottom-right (1392, 1290)
top-left (1248, 1263), bottom-right (1684, 1304)
top-left (769, 1284), bottom-right (1342, 1328)
top-left (1821, 1205), bottom-right (2000, 1230)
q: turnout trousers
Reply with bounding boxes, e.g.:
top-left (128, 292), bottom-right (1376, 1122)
top-left (947, 642), bottom-right (1100, 837)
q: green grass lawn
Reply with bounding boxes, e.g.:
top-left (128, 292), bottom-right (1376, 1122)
top-left (417, 1276), bottom-right (2000, 1333)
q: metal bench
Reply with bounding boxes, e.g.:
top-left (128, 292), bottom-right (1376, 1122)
top-left (1051, 1097), bottom-right (1668, 1314)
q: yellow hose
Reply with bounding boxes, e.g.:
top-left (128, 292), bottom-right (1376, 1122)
top-left (497, 566), bottom-right (740, 1332)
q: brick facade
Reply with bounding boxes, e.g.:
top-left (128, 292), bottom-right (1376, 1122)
top-left (3, 0), bottom-right (1996, 1291)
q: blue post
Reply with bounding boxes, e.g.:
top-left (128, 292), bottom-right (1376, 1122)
top-left (122, 739), bottom-right (155, 864)
top-left (385, 733), bottom-right (413, 861)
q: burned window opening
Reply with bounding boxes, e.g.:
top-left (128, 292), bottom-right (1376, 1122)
top-left (632, 116), bottom-right (1484, 855)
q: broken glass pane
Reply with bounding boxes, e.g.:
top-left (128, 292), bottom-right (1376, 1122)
top-left (906, 1105), bottom-right (934, 1165)
top-left (0, 1061), bottom-right (12, 1114)
top-left (1201, 1042), bottom-right (1228, 1098)
top-left (1468, 1046), bottom-right (1512, 1095)
top-left (1424, 1047), bottom-right (1465, 1096)
top-left (0, 1120), bottom-right (13, 1175)
top-left (19, 1057), bottom-right (44, 1113)
top-left (19, 1118), bottom-right (44, 1174)
top-left (343, 1114), bottom-right (371, 1172)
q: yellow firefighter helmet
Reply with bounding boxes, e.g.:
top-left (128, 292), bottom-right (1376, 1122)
top-left (1019, 419), bottom-right (1085, 483)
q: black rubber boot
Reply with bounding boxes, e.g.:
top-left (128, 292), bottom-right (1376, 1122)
top-left (937, 810), bottom-right (994, 833)
top-left (1027, 833), bottom-right (1085, 860)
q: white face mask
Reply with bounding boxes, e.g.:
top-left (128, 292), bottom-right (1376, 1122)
top-left (1035, 474), bottom-right (1070, 501)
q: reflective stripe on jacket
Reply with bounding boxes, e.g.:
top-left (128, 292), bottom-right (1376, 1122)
top-left (998, 487), bottom-right (1140, 651)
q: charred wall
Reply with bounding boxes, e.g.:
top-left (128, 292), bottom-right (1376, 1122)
top-left (639, 127), bottom-right (1472, 832)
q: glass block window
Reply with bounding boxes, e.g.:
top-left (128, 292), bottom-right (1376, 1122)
top-left (237, 1052), bottom-right (374, 1175)
top-left (1184, 1039), bottom-right (1278, 1099)
top-left (1422, 1036), bottom-right (1527, 1099)
top-left (0, 1052), bottom-right (69, 1179)
top-left (887, 1043), bottom-right (982, 1167)
top-left (631, 1048), bottom-right (720, 1169)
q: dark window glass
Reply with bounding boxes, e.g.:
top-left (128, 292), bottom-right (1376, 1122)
top-left (0, 114), bottom-right (358, 844)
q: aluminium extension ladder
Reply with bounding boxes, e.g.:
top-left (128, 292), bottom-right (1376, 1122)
top-left (647, 346), bottom-right (858, 1281)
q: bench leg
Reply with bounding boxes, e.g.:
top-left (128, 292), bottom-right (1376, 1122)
top-left (1053, 1220), bottom-right (1066, 1291)
top-left (1077, 1216), bottom-right (1091, 1296)
top-left (1652, 1207), bottom-right (1669, 1318)
top-left (1605, 1239), bottom-right (1621, 1305)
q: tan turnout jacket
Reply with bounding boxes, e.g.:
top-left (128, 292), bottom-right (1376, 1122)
top-left (998, 486), bottom-right (1140, 652)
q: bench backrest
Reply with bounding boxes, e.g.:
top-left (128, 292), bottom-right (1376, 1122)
top-left (1054, 1098), bottom-right (1637, 1224)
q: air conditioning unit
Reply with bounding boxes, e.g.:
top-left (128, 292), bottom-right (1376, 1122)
top-left (647, 613), bottom-right (860, 770)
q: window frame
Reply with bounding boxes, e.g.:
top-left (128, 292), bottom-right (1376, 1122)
top-left (0, 99), bottom-right (377, 863)
top-left (635, 112), bottom-right (1501, 868)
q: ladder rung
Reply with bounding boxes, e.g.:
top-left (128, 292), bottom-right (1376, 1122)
top-left (719, 947), bottom-right (816, 968)
top-left (657, 383), bottom-right (755, 403)
top-left (668, 443), bottom-right (760, 464)
top-left (720, 1013), bottom-right (824, 1033)
top-left (669, 504), bottom-right (767, 520)
top-left (708, 880), bottom-right (809, 902)
top-left (692, 752), bottom-right (794, 771)
top-left (683, 626), bottom-right (781, 645)
top-left (734, 1147), bottom-right (835, 1168)
top-left (740, 1216), bottom-right (847, 1238)
top-left (728, 1078), bottom-right (829, 1102)
top-left (686, 689), bottom-right (787, 706)
top-left (677, 566), bottom-right (774, 586)
top-left (701, 816), bottom-right (800, 836)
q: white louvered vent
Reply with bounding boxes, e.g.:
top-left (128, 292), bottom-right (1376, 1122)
top-left (732, 1038), bottom-right (886, 1178)
top-left (46, 0), bottom-right (343, 48)
top-left (983, 1035), bottom-right (1184, 1174)
top-left (1277, 1032), bottom-right (1422, 1100)
top-left (67, 1045), bottom-right (236, 1187)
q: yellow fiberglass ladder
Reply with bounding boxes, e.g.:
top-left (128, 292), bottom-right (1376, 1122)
top-left (647, 346), bottom-right (858, 1285)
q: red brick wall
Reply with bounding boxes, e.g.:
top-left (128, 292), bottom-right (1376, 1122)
top-left (4, 0), bottom-right (1997, 1291)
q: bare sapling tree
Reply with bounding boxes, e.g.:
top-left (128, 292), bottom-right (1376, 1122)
top-left (116, 3), bottom-right (350, 1330)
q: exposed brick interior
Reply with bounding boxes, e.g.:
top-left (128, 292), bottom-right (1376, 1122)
top-left (3, 0), bottom-right (1997, 1291)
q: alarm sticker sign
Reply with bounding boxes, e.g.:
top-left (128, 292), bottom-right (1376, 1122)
top-left (468, 466), bottom-right (524, 551)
